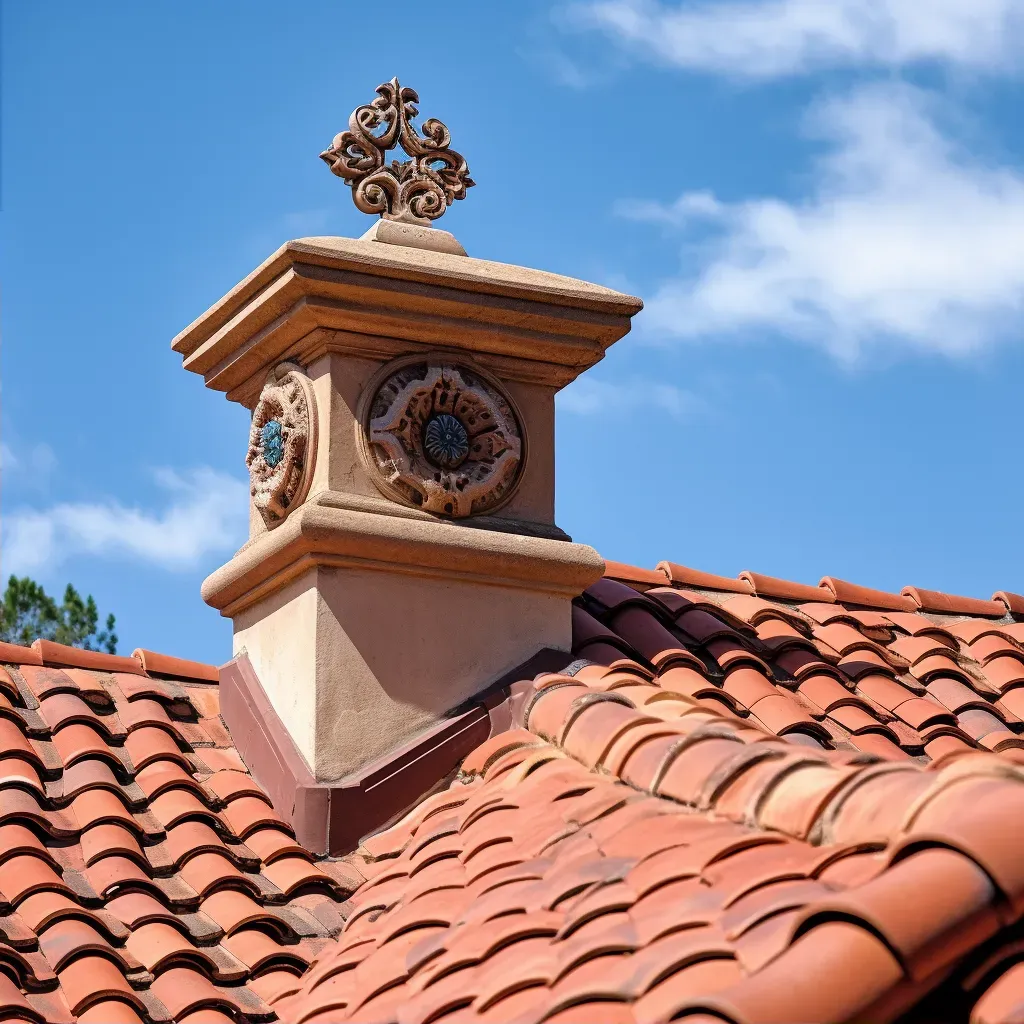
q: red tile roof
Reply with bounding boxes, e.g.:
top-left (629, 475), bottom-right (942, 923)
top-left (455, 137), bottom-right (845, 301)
top-left (6, 561), bottom-right (1024, 1021)
top-left (273, 563), bottom-right (1024, 1023)
top-left (0, 640), bottom-right (356, 1022)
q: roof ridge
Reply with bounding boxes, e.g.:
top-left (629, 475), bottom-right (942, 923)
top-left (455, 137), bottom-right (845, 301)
top-left (604, 558), bottom-right (1020, 622)
top-left (0, 637), bottom-right (220, 683)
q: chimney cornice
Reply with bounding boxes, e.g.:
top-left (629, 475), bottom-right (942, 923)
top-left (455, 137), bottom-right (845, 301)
top-left (173, 236), bottom-right (642, 404)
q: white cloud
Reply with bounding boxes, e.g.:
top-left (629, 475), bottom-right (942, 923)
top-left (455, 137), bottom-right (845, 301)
top-left (571, 0), bottom-right (1024, 77)
top-left (623, 82), bottom-right (1024, 361)
top-left (558, 376), bottom-right (700, 417)
top-left (2, 467), bottom-right (248, 576)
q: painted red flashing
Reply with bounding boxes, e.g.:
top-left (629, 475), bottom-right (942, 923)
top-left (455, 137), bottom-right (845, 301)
top-left (31, 639), bottom-right (145, 674)
top-left (133, 648), bottom-right (219, 683)
top-left (220, 649), bottom-right (570, 855)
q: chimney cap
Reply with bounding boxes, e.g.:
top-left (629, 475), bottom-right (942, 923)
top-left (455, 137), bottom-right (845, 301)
top-left (171, 235), bottom-right (643, 402)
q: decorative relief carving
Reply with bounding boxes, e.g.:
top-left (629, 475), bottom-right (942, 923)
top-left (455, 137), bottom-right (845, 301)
top-left (320, 78), bottom-right (474, 226)
top-left (246, 364), bottom-right (317, 527)
top-left (360, 357), bottom-right (525, 518)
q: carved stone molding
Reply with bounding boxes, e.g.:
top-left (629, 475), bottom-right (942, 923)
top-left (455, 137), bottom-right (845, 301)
top-left (358, 355), bottom-right (525, 518)
top-left (246, 364), bottom-right (318, 527)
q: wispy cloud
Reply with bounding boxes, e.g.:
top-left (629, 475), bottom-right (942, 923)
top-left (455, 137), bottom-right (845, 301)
top-left (532, 47), bottom-right (597, 90)
top-left (568, 0), bottom-right (1024, 77)
top-left (621, 82), bottom-right (1024, 361)
top-left (1, 439), bottom-right (57, 484)
top-left (558, 376), bottom-right (701, 418)
top-left (2, 467), bottom-right (248, 576)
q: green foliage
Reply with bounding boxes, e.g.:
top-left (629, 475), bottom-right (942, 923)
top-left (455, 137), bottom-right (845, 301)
top-left (0, 576), bottom-right (118, 654)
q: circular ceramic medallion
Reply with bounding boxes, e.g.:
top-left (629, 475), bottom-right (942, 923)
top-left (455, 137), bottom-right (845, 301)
top-left (246, 364), bottom-right (317, 527)
top-left (360, 356), bottom-right (525, 518)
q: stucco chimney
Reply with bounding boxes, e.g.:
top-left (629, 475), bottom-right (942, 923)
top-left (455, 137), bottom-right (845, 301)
top-left (173, 80), bottom-right (642, 787)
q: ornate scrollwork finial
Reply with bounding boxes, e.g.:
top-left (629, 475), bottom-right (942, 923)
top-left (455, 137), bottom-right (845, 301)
top-left (320, 78), bottom-right (475, 227)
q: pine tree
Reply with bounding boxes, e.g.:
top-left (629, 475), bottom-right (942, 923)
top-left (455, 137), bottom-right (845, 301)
top-left (0, 576), bottom-right (117, 653)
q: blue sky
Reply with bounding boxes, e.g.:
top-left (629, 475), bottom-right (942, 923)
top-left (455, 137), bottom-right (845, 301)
top-left (4, 0), bottom-right (1024, 664)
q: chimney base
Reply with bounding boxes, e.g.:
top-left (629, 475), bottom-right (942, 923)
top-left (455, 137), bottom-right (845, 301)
top-left (203, 494), bottom-right (603, 781)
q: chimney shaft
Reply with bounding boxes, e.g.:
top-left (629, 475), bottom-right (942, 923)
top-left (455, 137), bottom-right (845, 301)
top-left (176, 115), bottom-right (641, 780)
top-left (176, 229), bottom-right (640, 781)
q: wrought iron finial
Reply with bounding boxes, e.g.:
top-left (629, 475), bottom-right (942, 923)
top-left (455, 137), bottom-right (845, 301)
top-left (320, 78), bottom-right (475, 227)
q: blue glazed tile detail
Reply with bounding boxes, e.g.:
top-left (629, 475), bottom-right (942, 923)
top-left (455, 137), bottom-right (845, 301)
top-left (424, 413), bottom-right (470, 468)
top-left (261, 419), bottom-right (285, 468)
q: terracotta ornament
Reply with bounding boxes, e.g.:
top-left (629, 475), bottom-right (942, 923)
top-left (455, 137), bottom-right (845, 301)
top-left (360, 356), bottom-right (524, 518)
top-left (320, 78), bottom-right (475, 226)
top-left (246, 364), bottom-right (317, 527)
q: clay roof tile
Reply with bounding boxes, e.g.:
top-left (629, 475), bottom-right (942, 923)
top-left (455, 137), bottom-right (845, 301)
top-left (819, 576), bottom-right (917, 612)
top-left (656, 562), bottom-right (753, 594)
top-left (0, 644), bottom-right (353, 1018)
top-left (902, 586), bottom-right (1006, 618)
top-left (6, 560), bottom-right (1024, 1024)
top-left (739, 571), bottom-right (833, 604)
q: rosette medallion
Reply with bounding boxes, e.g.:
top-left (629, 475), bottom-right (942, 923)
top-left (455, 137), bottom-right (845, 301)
top-left (246, 364), bottom-right (318, 527)
top-left (360, 357), bottom-right (525, 518)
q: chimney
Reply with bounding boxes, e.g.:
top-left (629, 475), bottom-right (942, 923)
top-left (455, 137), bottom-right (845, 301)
top-left (174, 80), bottom-right (642, 789)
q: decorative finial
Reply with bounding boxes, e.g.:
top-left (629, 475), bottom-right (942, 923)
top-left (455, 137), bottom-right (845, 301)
top-left (320, 78), bottom-right (475, 227)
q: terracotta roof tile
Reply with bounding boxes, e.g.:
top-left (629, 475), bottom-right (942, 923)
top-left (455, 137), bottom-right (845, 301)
top-left (739, 570), bottom-right (833, 603)
top-left (657, 561), bottom-right (753, 594)
top-left (819, 576), bottom-right (917, 611)
top-left (278, 661), bottom-right (1024, 1024)
top-left (993, 590), bottom-right (1024, 617)
top-left (0, 641), bottom-right (44, 666)
top-left (6, 558), bottom-right (1024, 1021)
top-left (603, 560), bottom-right (671, 588)
top-left (31, 640), bottom-right (146, 676)
top-left (131, 649), bottom-right (220, 683)
top-left (903, 586), bottom-right (1007, 618)
top-left (0, 647), bottom-right (351, 1020)
top-left (258, 560), bottom-right (1024, 1023)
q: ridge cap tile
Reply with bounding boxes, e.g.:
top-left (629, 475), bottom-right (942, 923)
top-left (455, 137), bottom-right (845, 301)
top-left (903, 586), bottom-right (1007, 619)
top-left (993, 590), bottom-right (1024, 617)
top-left (31, 640), bottom-right (146, 676)
top-left (819, 576), bottom-right (918, 612)
top-left (602, 560), bottom-right (671, 589)
top-left (739, 571), bottom-right (833, 604)
top-left (132, 649), bottom-right (220, 683)
top-left (656, 561), bottom-right (754, 595)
